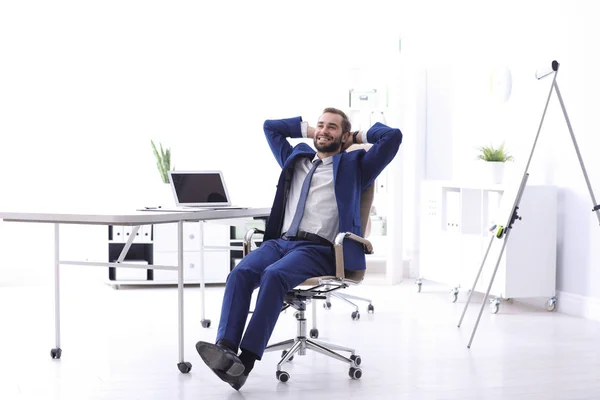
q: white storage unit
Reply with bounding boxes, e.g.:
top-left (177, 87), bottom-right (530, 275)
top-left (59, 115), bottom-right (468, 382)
top-left (152, 222), bottom-right (231, 284)
top-left (107, 221), bottom-right (232, 286)
top-left (418, 180), bottom-right (557, 304)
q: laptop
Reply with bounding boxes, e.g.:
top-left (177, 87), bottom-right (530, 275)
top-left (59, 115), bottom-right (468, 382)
top-left (144, 170), bottom-right (247, 212)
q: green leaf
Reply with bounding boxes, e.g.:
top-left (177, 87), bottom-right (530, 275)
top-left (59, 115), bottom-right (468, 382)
top-left (151, 140), bottom-right (172, 183)
top-left (476, 142), bottom-right (514, 162)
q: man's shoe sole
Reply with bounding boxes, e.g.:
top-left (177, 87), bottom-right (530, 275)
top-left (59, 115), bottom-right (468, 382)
top-left (213, 368), bottom-right (248, 391)
top-left (195, 342), bottom-right (245, 377)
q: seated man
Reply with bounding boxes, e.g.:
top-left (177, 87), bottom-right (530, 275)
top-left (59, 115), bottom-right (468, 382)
top-left (196, 107), bottom-right (402, 390)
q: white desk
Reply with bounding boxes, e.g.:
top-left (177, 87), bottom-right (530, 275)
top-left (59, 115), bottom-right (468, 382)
top-left (0, 207), bottom-right (270, 373)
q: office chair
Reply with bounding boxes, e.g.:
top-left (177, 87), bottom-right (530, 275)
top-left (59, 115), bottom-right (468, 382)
top-left (243, 180), bottom-right (374, 382)
top-left (320, 143), bottom-right (375, 322)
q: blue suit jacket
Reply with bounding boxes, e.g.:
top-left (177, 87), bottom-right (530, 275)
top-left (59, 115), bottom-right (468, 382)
top-left (262, 116), bottom-right (402, 271)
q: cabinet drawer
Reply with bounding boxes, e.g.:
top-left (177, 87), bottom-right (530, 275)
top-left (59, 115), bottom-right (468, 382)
top-left (111, 226), bottom-right (125, 242)
top-left (154, 222), bottom-right (230, 252)
top-left (153, 251), bottom-right (229, 284)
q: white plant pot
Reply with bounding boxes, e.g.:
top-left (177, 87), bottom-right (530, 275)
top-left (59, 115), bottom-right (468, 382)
top-left (483, 161), bottom-right (505, 184)
top-left (158, 182), bottom-right (175, 207)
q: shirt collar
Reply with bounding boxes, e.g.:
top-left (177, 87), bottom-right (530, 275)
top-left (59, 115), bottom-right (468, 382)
top-left (312, 154), bottom-right (334, 165)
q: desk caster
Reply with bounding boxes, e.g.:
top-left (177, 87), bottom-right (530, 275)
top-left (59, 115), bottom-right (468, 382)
top-left (50, 348), bottom-right (62, 359)
top-left (416, 279), bottom-right (422, 293)
top-left (276, 370), bottom-right (290, 382)
top-left (450, 288), bottom-right (459, 303)
top-left (323, 301), bottom-right (332, 310)
top-left (367, 304), bottom-right (374, 313)
top-left (351, 311), bottom-right (360, 320)
top-left (547, 297), bottom-right (557, 311)
top-left (201, 319), bottom-right (211, 328)
top-left (310, 328), bottom-right (319, 338)
top-left (489, 298), bottom-right (500, 314)
top-left (177, 361), bottom-right (192, 373)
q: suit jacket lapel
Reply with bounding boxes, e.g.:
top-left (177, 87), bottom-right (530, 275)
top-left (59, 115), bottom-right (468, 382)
top-left (333, 153), bottom-right (342, 187)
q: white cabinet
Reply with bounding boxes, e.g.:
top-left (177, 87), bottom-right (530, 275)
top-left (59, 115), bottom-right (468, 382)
top-left (419, 180), bottom-right (557, 300)
top-left (107, 221), bottom-right (232, 285)
top-left (152, 222), bottom-right (231, 284)
top-left (152, 251), bottom-right (229, 284)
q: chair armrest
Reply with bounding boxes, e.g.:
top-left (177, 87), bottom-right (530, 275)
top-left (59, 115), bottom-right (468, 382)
top-left (333, 232), bottom-right (374, 279)
top-left (334, 232), bottom-right (374, 254)
top-left (243, 228), bottom-right (265, 257)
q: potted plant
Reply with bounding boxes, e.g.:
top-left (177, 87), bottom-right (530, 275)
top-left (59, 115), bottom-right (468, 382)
top-left (151, 140), bottom-right (172, 184)
top-left (151, 140), bottom-right (175, 206)
top-left (476, 142), bottom-right (513, 184)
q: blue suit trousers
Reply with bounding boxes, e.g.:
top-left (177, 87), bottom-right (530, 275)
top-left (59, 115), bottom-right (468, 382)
top-left (216, 237), bottom-right (335, 359)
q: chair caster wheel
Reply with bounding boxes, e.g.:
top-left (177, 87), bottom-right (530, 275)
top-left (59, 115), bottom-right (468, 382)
top-left (349, 367), bottom-right (362, 379)
top-left (351, 311), bottom-right (360, 320)
top-left (281, 350), bottom-right (294, 361)
top-left (177, 361), bottom-right (192, 373)
top-left (367, 304), bottom-right (374, 313)
top-left (489, 299), bottom-right (500, 314)
top-left (201, 319), bottom-right (211, 328)
top-left (50, 348), bottom-right (62, 359)
top-left (350, 354), bottom-right (362, 366)
top-left (276, 370), bottom-right (290, 382)
top-left (323, 301), bottom-right (332, 310)
top-left (310, 328), bottom-right (319, 338)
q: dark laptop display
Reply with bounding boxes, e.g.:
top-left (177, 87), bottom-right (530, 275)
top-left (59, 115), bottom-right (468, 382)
top-left (169, 171), bottom-right (230, 207)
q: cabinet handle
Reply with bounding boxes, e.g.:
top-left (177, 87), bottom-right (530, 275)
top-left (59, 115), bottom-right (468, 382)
top-left (189, 234), bottom-right (195, 240)
top-left (189, 263), bottom-right (195, 269)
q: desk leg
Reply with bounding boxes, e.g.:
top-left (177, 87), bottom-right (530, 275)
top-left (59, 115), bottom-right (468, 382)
top-left (199, 221), bottom-right (210, 328)
top-left (177, 221), bottom-right (192, 373)
top-left (51, 223), bottom-right (62, 360)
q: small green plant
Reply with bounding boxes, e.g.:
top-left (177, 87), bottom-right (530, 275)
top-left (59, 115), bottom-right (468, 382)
top-left (477, 142), bottom-right (514, 162)
top-left (151, 140), bottom-right (172, 184)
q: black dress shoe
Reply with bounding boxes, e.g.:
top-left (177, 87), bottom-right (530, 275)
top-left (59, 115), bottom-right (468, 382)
top-left (213, 368), bottom-right (249, 391)
top-left (195, 341), bottom-right (245, 377)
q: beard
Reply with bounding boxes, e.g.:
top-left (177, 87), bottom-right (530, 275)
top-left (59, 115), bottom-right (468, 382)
top-left (314, 135), bottom-right (342, 153)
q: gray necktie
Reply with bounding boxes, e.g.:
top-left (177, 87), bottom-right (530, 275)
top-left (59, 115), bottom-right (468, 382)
top-left (286, 159), bottom-right (322, 237)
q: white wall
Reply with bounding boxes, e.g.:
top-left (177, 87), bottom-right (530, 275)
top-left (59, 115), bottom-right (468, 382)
top-left (406, 0), bottom-right (600, 313)
top-left (0, 1), bottom-right (406, 284)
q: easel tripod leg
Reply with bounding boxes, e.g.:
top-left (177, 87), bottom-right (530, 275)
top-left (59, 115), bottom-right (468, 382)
top-left (467, 231), bottom-right (511, 349)
top-left (554, 82), bottom-right (600, 226)
top-left (458, 234), bottom-right (494, 328)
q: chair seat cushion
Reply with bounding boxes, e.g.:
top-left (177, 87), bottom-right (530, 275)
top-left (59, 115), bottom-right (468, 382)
top-left (298, 276), bottom-right (336, 286)
top-left (296, 273), bottom-right (364, 287)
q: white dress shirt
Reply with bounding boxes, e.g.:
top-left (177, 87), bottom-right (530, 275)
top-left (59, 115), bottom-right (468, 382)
top-left (280, 122), bottom-right (368, 243)
top-left (281, 155), bottom-right (338, 243)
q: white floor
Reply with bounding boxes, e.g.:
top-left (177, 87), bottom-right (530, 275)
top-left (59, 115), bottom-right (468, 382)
top-left (2, 273), bottom-right (600, 400)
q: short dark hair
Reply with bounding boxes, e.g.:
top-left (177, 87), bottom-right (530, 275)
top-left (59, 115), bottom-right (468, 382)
top-left (322, 107), bottom-right (351, 134)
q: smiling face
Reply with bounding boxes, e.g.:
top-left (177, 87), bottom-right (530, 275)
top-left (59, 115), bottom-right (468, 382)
top-left (314, 112), bottom-right (350, 154)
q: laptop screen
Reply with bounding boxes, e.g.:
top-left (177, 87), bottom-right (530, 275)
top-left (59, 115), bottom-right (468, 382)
top-left (169, 171), bottom-right (230, 206)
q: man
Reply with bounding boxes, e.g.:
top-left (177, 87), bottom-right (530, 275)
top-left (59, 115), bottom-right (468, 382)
top-left (196, 107), bottom-right (402, 390)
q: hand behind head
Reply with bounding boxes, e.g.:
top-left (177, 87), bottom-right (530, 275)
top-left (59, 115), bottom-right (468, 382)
top-left (341, 137), bottom-right (353, 152)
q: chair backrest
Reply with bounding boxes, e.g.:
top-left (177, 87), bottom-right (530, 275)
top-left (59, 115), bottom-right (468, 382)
top-left (360, 183), bottom-right (375, 238)
top-left (344, 144), bottom-right (376, 281)
top-left (346, 143), bottom-right (375, 238)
